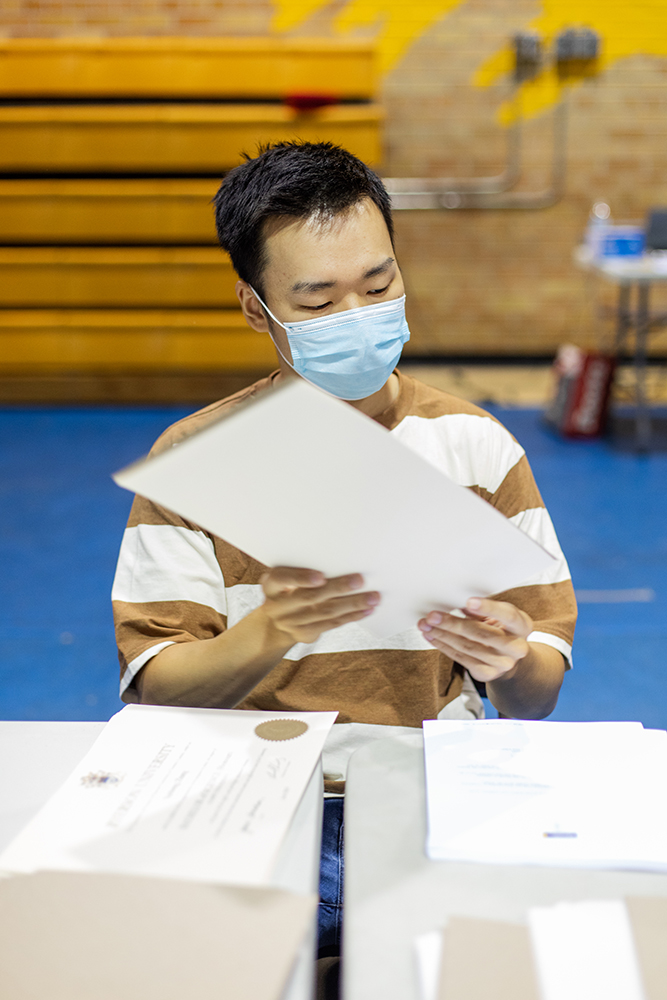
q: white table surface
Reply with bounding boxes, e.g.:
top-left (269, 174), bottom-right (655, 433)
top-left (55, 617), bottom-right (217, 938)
top-left (343, 732), bottom-right (667, 1000)
top-left (0, 719), bottom-right (322, 1000)
top-left (574, 245), bottom-right (667, 282)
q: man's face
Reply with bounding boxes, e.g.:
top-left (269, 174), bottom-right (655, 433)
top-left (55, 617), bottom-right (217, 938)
top-left (238, 197), bottom-right (404, 365)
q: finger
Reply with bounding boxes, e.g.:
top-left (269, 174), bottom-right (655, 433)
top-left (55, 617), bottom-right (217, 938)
top-left (461, 608), bottom-right (503, 627)
top-left (420, 611), bottom-right (505, 646)
top-left (279, 591), bottom-right (380, 626)
top-left (465, 598), bottom-right (532, 638)
top-left (420, 636), bottom-right (516, 682)
top-left (267, 573), bottom-right (368, 610)
top-left (299, 607), bottom-right (379, 635)
top-left (419, 613), bottom-right (528, 661)
top-left (262, 568), bottom-right (365, 599)
top-left (261, 566), bottom-right (326, 598)
top-left (422, 626), bottom-right (524, 671)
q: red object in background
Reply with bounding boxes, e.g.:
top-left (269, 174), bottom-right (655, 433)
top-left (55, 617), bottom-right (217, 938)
top-left (545, 345), bottom-right (616, 438)
top-left (284, 93), bottom-right (339, 111)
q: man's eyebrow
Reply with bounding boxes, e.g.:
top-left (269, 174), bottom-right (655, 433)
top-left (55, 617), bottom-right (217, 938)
top-left (290, 257), bottom-right (396, 295)
top-left (291, 278), bottom-right (337, 294)
top-left (362, 257), bottom-right (395, 280)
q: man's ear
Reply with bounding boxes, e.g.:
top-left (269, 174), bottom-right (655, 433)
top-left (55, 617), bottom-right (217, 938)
top-left (236, 280), bottom-right (269, 333)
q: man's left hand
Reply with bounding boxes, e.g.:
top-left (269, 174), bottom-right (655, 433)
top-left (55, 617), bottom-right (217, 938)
top-left (417, 598), bottom-right (533, 684)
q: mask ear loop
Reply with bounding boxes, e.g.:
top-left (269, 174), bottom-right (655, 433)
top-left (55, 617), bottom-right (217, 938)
top-left (248, 285), bottom-right (300, 378)
top-left (247, 285), bottom-right (392, 402)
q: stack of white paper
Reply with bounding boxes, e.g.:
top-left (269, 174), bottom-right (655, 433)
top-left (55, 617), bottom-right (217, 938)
top-left (528, 900), bottom-right (646, 1000)
top-left (414, 897), bottom-right (663, 1000)
top-left (423, 719), bottom-right (667, 870)
top-left (414, 930), bottom-right (445, 1000)
top-left (0, 704), bottom-right (336, 885)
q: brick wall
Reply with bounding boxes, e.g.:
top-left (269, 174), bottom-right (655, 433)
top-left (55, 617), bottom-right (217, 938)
top-left (0, 2), bottom-right (274, 38)
top-left (4, 0), bottom-right (667, 357)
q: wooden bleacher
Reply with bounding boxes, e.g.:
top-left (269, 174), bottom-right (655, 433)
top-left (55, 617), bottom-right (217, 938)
top-left (0, 248), bottom-right (238, 306)
top-left (0, 105), bottom-right (382, 173)
top-left (0, 310), bottom-right (276, 369)
top-left (0, 38), bottom-right (376, 99)
top-left (0, 38), bottom-right (380, 401)
top-left (0, 180), bottom-right (219, 244)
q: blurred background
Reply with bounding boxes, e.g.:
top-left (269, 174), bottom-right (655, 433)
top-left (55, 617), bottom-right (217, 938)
top-left (2, 0), bottom-right (667, 726)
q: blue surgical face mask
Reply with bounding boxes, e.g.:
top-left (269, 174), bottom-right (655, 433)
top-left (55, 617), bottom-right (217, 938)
top-left (250, 287), bottom-right (411, 401)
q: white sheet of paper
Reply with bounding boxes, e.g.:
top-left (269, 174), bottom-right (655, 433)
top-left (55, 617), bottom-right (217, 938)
top-left (528, 900), bottom-right (646, 1000)
top-left (423, 719), bottom-right (667, 870)
top-left (113, 379), bottom-right (554, 638)
top-left (0, 704), bottom-right (336, 885)
top-left (414, 930), bottom-right (444, 1000)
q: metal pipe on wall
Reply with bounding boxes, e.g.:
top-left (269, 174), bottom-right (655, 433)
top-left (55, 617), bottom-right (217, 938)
top-left (385, 113), bottom-right (522, 199)
top-left (383, 27), bottom-right (597, 212)
top-left (385, 98), bottom-right (568, 212)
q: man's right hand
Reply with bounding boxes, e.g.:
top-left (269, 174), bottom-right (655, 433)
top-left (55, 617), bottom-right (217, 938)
top-left (138, 567), bottom-right (379, 710)
top-left (260, 567), bottom-right (380, 645)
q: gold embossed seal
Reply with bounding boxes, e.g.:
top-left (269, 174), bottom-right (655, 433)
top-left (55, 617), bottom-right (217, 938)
top-left (254, 719), bottom-right (309, 741)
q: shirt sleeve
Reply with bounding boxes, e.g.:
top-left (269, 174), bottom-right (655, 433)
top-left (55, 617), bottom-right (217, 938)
top-left (481, 450), bottom-right (577, 666)
top-left (112, 492), bottom-right (228, 700)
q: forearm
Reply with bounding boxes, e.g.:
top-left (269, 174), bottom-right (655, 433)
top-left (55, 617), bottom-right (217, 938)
top-left (134, 606), bottom-right (295, 709)
top-left (486, 641), bottom-right (565, 720)
top-left (131, 567), bottom-right (377, 708)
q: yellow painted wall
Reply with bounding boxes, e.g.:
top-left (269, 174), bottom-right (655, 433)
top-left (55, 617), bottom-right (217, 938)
top-left (274, 0), bottom-right (667, 355)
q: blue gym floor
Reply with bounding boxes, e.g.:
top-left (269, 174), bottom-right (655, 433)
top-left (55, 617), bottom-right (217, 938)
top-left (1, 403), bottom-right (666, 728)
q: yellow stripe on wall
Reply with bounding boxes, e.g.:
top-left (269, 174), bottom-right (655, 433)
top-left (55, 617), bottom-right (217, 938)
top-left (475, 0), bottom-right (667, 122)
top-left (274, 0), bottom-right (463, 75)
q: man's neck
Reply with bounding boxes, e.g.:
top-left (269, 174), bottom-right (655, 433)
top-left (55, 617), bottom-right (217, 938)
top-left (348, 373), bottom-right (400, 418)
top-left (275, 366), bottom-right (400, 420)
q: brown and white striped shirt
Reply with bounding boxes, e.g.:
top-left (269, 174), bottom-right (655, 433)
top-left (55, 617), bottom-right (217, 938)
top-left (113, 371), bottom-right (576, 780)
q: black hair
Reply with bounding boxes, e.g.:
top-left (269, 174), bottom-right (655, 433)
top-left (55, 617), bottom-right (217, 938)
top-left (212, 141), bottom-right (394, 299)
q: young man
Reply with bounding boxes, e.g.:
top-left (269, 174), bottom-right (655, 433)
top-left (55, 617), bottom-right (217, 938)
top-left (112, 141), bottom-right (576, 956)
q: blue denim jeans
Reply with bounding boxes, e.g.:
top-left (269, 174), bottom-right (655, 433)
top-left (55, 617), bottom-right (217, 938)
top-left (318, 797), bottom-right (344, 957)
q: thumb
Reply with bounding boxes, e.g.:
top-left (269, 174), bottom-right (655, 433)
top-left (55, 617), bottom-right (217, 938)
top-left (465, 598), bottom-right (532, 638)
